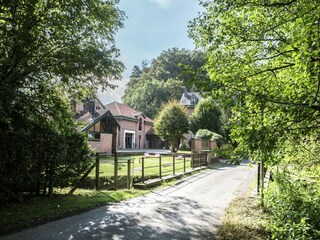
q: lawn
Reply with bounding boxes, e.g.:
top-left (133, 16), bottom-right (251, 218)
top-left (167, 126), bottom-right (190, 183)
top-left (0, 188), bottom-right (149, 235)
top-left (87, 153), bottom-right (198, 188)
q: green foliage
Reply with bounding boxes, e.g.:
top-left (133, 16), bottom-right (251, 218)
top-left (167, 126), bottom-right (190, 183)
top-left (123, 75), bottom-right (184, 118)
top-left (0, 119), bottom-right (93, 192)
top-left (179, 142), bottom-right (190, 151)
top-left (190, 1), bottom-right (320, 236)
top-left (123, 48), bottom-right (208, 118)
top-left (190, 98), bottom-right (224, 136)
top-left (0, 0), bottom-right (124, 196)
top-left (189, 0), bottom-right (320, 162)
top-left (214, 144), bottom-right (235, 159)
top-left (147, 47), bottom-right (208, 83)
top-left (265, 137), bottom-right (320, 239)
top-left (154, 101), bottom-right (189, 152)
top-left (195, 129), bottom-right (222, 141)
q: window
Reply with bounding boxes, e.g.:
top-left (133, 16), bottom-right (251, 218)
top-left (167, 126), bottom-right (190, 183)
top-left (190, 97), bottom-right (197, 105)
top-left (88, 132), bottom-right (101, 140)
top-left (138, 118), bottom-right (142, 131)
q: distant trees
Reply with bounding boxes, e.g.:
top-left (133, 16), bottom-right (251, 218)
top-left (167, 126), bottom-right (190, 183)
top-left (154, 101), bottom-right (189, 152)
top-left (123, 75), bottom-right (184, 118)
top-left (123, 48), bottom-right (208, 118)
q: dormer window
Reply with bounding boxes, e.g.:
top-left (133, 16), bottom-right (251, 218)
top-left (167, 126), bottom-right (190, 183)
top-left (190, 97), bottom-right (197, 105)
top-left (139, 118), bottom-right (142, 131)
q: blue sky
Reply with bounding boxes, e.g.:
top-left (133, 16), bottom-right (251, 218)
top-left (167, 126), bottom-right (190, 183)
top-left (99, 0), bottom-right (203, 104)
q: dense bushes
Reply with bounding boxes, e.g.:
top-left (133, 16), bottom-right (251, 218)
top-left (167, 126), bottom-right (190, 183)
top-left (0, 122), bottom-right (92, 196)
top-left (264, 138), bottom-right (320, 239)
top-left (265, 176), bottom-right (320, 239)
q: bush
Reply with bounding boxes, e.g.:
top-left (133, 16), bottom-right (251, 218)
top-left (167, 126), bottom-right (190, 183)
top-left (195, 129), bottom-right (223, 141)
top-left (265, 176), bottom-right (320, 239)
top-left (0, 123), bottom-right (93, 195)
top-left (214, 143), bottom-right (234, 159)
top-left (179, 142), bottom-right (190, 151)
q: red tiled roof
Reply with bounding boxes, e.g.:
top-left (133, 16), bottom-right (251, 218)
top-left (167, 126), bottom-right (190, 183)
top-left (105, 102), bottom-right (154, 123)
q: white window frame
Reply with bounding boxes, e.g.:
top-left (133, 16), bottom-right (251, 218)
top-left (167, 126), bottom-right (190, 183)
top-left (123, 130), bottom-right (136, 149)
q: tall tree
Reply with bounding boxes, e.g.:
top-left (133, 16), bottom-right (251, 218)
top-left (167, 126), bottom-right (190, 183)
top-left (123, 75), bottom-right (184, 118)
top-left (0, 0), bottom-right (124, 196)
top-left (148, 47), bottom-right (207, 83)
top-left (189, 0), bottom-right (320, 162)
top-left (190, 98), bottom-right (224, 136)
top-left (0, 0), bottom-right (124, 128)
top-left (154, 101), bottom-right (189, 152)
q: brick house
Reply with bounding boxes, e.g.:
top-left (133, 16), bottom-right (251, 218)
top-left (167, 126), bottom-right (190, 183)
top-left (74, 98), bottom-right (119, 153)
top-left (105, 102), bottom-right (163, 150)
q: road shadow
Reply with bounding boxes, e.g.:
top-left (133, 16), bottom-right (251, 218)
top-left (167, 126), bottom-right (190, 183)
top-left (4, 195), bottom-right (219, 240)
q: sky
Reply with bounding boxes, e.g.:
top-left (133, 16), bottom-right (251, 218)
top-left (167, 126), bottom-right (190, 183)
top-left (99, 0), bottom-right (203, 104)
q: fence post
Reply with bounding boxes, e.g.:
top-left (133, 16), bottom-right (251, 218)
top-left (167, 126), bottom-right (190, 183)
top-left (183, 155), bottom-right (186, 172)
top-left (114, 152), bottom-right (118, 190)
top-left (199, 153), bottom-right (201, 167)
top-left (159, 155), bottom-right (162, 179)
top-left (173, 155), bottom-right (175, 175)
top-left (127, 159), bottom-right (131, 189)
top-left (95, 153), bottom-right (100, 191)
top-left (192, 153), bottom-right (194, 169)
top-left (261, 160), bottom-right (264, 199)
top-left (142, 157), bottom-right (145, 183)
top-left (257, 163), bottom-right (261, 195)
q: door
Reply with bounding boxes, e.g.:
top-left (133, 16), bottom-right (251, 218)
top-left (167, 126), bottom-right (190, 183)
top-left (125, 133), bottom-right (133, 149)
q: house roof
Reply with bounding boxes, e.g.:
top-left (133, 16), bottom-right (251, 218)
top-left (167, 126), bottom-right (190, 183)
top-left (180, 91), bottom-right (202, 106)
top-left (77, 109), bottom-right (120, 132)
top-left (105, 101), bottom-right (154, 123)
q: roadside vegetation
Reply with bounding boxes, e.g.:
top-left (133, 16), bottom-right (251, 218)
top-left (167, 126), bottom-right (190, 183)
top-left (217, 194), bottom-right (269, 240)
top-left (189, 0), bottom-right (320, 238)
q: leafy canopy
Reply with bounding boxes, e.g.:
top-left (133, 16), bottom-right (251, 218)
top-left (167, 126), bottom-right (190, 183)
top-left (123, 75), bottom-right (184, 118)
top-left (189, 0), bottom-right (320, 162)
top-left (122, 48), bottom-right (208, 118)
top-left (0, 0), bottom-right (124, 195)
top-left (0, 0), bottom-right (124, 127)
top-left (190, 98), bottom-right (224, 136)
top-left (154, 101), bottom-right (189, 152)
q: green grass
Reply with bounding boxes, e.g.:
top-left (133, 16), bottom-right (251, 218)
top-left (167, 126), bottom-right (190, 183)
top-left (0, 188), bottom-right (149, 235)
top-left (217, 191), bottom-right (269, 240)
top-left (90, 154), bottom-right (197, 182)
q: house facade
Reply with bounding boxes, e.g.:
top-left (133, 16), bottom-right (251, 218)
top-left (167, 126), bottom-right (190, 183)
top-left (179, 90), bottom-right (202, 150)
top-left (105, 102), bottom-right (163, 150)
top-left (74, 98), bottom-right (119, 154)
top-left (179, 90), bottom-right (202, 115)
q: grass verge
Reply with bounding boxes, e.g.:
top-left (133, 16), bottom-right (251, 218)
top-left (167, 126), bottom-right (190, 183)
top-left (217, 192), bottom-right (270, 240)
top-left (0, 188), bottom-right (149, 236)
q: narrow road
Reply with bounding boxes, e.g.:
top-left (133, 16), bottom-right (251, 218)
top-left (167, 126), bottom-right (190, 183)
top-left (2, 163), bottom-right (256, 240)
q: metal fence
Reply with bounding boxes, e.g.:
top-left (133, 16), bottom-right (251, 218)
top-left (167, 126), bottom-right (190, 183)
top-left (70, 152), bottom-right (208, 192)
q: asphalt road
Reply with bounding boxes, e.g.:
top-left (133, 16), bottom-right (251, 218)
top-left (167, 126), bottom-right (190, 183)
top-left (1, 163), bottom-right (256, 240)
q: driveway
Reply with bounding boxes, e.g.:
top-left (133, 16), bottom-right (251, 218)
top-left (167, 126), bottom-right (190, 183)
top-left (1, 163), bottom-right (256, 240)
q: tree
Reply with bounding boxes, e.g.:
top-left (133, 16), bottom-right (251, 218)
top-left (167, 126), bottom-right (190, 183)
top-left (148, 47), bottom-right (208, 83)
top-left (0, 0), bottom-right (124, 128)
top-left (154, 101), bottom-right (189, 152)
top-left (189, 0), bottom-right (320, 162)
top-left (0, 0), bottom-right (124, 196)
top-left (123, 75), bottom-right (184, 118)
top-left (190, 98), bottom-right (224, 136)
top-left (190, 1), bottom-right (320, 237)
